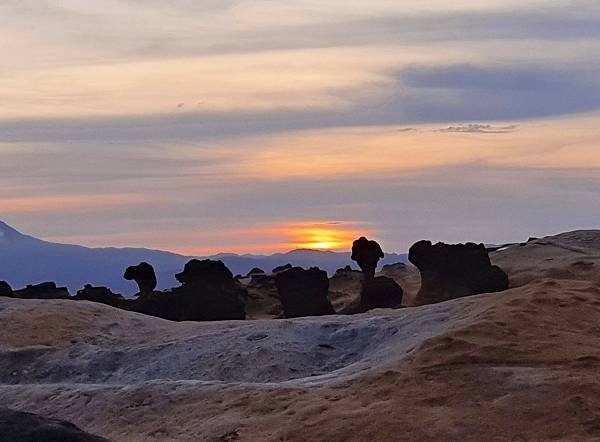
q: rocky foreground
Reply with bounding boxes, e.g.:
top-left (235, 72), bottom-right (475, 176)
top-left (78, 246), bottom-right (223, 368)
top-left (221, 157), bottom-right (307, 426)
top-left (2, 231), bottom-right (600, 441)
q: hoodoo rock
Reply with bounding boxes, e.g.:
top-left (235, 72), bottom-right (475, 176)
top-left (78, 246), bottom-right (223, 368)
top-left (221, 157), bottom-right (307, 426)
top-left (123, 262), bottom-right (157, 295)
top-left (275, 267), bottom-right (335, 318)
top-left (351, 237), bottom-right (384, 280)
top-left (409, 240), bottom-right (509, 305)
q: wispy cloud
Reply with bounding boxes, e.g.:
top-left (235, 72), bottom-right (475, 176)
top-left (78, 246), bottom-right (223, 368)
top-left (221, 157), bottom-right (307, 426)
top-left (438, 124), bottom-right (518, 133)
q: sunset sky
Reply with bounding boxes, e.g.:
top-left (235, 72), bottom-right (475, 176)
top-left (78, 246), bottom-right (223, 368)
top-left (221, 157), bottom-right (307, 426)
top-left (1, 0), bottom-right (600, 255)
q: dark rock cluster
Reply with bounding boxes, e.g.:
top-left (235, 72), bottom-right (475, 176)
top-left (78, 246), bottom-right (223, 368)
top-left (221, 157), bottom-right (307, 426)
top-left (12, 282), bottom-right (69, 300)
top-left (0, 235), bottom-right (510, 321)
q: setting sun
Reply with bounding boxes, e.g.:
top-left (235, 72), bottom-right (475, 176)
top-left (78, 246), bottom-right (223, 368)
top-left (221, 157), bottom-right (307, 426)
top-left (277, 222), bottom-right (368, 251)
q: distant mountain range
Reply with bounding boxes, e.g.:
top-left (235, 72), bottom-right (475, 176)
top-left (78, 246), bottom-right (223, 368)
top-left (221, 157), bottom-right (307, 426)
top-left (0, 221), bottom-right (408, 295)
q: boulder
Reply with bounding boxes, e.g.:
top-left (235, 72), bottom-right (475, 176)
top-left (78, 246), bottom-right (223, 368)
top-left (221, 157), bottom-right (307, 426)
top-left (73, 284), bottom-right (124, 307)
top-left (0, 407), bottom-right (107, 442)
top-left (409, 240), bottom-right (509, 305)
top-left (360, 276), bottom-right (404, 312)
top-left (0, 281), bottom-right (13, 297)
top-left (272, 263), bottom-right (293, 273)
top-left (12, 282), bottom-right (70, 299)
top-left (175, 259), bottom-right (233, 286)
top-left (351, 237), bottom-right (384, 280)
top-left (275, 267), bottom-right (335, 318)
top-left (168, 283), bottom-right (246, 321)
top-left (246, 267), bottom-right (265, 277)
top-left (335, 265), bottom-right (357, 275)
top-left (123, 262), bottom-right (157, 295)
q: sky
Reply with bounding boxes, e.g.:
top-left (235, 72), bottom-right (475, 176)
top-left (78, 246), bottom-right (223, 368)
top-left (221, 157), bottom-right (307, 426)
top-left (1, 0), bottom-right (600, 255)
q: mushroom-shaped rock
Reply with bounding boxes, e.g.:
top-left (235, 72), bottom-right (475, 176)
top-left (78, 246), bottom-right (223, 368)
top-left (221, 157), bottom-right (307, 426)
top-left (409, 240), bottom-right (509, 305)
top-left (175, 259), bottom-right (233, 286)
top-left (0, 281), bottom-right (13, 297)
top-left (0, 407), bottom-right (107, 442)
top-left (275, 267), bottom-right (335, 318)
top-left (124, 262), bottom-right (157, 295)
top-left (351, 237), bottom-right (384, 280)
top-left (360, 276), bottom-right (404, 312)
top-left (13, 282), bottom-right (70, 299)
top-left (73, 284), bottom-right (124, 307)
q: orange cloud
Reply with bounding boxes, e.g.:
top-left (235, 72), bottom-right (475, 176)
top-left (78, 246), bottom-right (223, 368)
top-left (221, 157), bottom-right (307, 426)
top-left (0, 194), bottom-right (157, 215)
top-left (46, 220), bottom-right (371, 255)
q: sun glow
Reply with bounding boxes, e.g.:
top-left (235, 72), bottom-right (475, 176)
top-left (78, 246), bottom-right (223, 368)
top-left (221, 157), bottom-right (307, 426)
top-left (280, 222), bottom-right (368, 251)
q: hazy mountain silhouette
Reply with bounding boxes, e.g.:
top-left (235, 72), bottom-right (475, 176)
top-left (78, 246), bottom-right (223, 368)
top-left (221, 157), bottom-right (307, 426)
top-left (0, 221), bottom-right (188, 295)
top-left (0, 221), bottom-right (407, 295)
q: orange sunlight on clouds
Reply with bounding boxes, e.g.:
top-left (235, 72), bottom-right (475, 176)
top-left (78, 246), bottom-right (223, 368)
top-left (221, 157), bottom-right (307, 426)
top-left (47, 220), bottom-right (369, 255)
top-left (0, 194), bottom-right (158, 215)
top-left (275, 221), bottom-right (369, 251)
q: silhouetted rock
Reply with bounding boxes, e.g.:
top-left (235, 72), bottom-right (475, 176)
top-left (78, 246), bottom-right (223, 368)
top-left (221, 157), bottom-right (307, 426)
top-left (272, 263), bottom-right (293, 273)
top-left (123, 262), bottom-right (157, 295)
top-left (381, 262), bottom-right (406, 272)
top-left (246, 267), bottom-right (265, 277)
top-left (13, 282), bottom-right (70, 299)
top-left (360, 276), bottom-right (404, 311)
top-left (126, 259), bottom-right (246, 321)
top-left (175, 259), bottom-right (233, 286)
top-left (275, 267), bottom-right (334, 318)
top-left (0, 281), bottom-right (12, 297)
top-left (73, 284), bottom-right (124, 307)
top-left (335, 265), bottom-right (358, 275)
top-left (351, 237), bottom-right (384, 280)
top-left (0, 407), bottom-right (107, 442)
top-left (409, 240), bottom-right (509, 305)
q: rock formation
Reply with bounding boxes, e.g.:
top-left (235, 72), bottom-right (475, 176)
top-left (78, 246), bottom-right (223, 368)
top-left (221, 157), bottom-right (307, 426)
top-left (12, 282), bottom-right (70, 299)
top-left (409, 240), bottom-right (509, 305)
top-left (0, 281), bottom-right (12, 297)
top-left (73, 284), bottom-right (124, 307)
top-left (175, 259), bottom-right (233, 286)
top-left (0, 407), bottom-right (107, 441)
top-left (272, 263), bottom-right (293, 273)
top-left (127, 259), bottom-right (246, 321)
top-left (360, 276), bottom-right (404, 311)
top-left (351, 237), bottom-right (384, 280)
top-left (123, 262), bottom-right (157, 295)
top-left (275, 267), bottom-right (335, 318)
top-left (246, 267), bottom-right (265, 277)
top-left (335, 265), bottom-right (357, 275)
